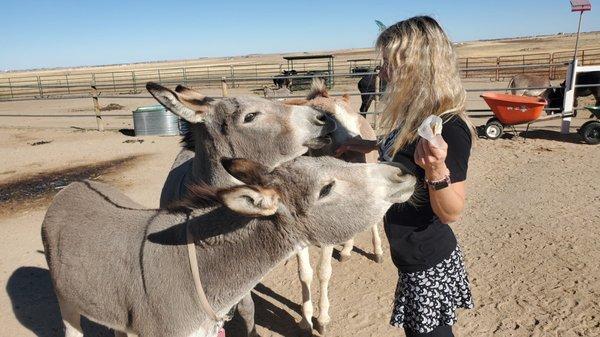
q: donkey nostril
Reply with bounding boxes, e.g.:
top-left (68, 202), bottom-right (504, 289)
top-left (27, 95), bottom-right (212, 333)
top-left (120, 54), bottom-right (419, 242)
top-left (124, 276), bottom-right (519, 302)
top-left (315, 113), bottom-right (328, 125)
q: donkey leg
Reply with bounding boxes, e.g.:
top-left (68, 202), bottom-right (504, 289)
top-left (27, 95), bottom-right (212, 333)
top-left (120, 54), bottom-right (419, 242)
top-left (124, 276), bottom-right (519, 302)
top-left (58, 299), bottom-right (83, 337)
top-left (297, 247), bottom-right (314, 334)
top-left (237, 293), bottom-right (259, 337)
top-left (316, 245), bottom-right (333, 336)
top-left (339, 239), bottom-right (353, 262)
top-left (371, 223), bottom-right (384, 263)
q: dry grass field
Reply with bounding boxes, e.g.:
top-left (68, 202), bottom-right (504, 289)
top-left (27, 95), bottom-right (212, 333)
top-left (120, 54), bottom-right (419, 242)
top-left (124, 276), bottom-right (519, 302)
top-left (1, 33), bottom-right (600, 337)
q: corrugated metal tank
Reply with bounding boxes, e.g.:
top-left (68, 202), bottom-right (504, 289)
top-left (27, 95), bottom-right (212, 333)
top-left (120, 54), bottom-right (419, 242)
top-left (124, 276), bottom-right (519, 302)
top-left (132, 105), bottom-right (181, 136)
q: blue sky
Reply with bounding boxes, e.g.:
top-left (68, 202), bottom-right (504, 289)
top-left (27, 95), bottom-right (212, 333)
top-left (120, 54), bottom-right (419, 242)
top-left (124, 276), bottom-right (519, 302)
top-left (1, 0), bottom-right (599, 70)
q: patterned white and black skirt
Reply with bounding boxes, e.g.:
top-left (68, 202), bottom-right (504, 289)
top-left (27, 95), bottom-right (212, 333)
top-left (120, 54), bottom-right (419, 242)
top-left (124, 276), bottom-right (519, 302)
top-left (390, 246), bottom-right (474, 334)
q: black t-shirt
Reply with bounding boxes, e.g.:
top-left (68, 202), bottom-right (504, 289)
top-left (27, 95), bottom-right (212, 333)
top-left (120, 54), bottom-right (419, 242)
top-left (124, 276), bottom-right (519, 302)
top-left (380, 116), bottom-right (472, 273)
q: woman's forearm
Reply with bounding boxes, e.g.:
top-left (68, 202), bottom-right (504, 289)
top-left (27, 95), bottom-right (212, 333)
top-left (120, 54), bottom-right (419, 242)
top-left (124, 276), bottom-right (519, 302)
top-left (425, 164), bottom-right (466, 223)
top-left (428, 184), bottom-right (465, 223)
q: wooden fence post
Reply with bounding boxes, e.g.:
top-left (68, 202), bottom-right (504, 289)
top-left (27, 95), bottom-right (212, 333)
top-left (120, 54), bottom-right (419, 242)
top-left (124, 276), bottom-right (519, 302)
top-left (131, 72), bottom-right (137, 93)
top-left (230, 66), bottom-right (236, 88)
top-left (465, 58), bottom-right (469, 78)
top-left (495, 57), bottom-right (500, 81)
top-left (37, 76), bottom-right (43, 97)
top-left (549, 53), bottom-right (554, 79)
top-left (91, 86), bottom-right (105, 131)
top-left (65, 75), bottom-right (71, 94)
top-left (8, 78), bottom-right (14, 99)
top-left (206, 67), bottom-right (210, 87)
top-left (221, 77), bottom-right (228, 97)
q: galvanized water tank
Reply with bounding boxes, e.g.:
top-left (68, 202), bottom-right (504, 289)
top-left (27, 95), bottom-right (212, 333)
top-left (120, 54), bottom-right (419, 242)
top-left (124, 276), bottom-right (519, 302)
top-left (132, 105), bottom-right (180, 136)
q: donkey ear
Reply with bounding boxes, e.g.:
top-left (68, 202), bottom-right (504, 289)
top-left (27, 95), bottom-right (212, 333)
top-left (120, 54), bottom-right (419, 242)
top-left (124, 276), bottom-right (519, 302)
top-left (174, 85), bottom-right (215, 110)
top-left (219, 186), bottom-right (280, 217)
top-left (221, 158), bottom-right (272, 186)
top-left (146, 82), bottom-right (207, 123)
top-left (307, 78), bottom-right (329, 100)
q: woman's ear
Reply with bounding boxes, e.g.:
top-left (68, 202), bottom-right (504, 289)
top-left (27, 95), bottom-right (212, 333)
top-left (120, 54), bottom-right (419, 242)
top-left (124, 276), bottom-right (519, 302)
top-left (218, 186), bottom-right (280, 217)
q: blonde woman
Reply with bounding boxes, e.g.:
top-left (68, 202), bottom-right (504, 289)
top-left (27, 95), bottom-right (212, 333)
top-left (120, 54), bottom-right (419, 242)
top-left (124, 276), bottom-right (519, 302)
top-left (337, 16), bottom-right (474, 337)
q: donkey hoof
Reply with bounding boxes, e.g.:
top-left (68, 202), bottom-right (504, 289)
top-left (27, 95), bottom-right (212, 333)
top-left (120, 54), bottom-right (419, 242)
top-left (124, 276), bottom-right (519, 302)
top-left (339, 254), bottom-right (351, 262)
top-left (315, 322), bottom-right (327, 336)
top-left (374, 254), bottom-right (384, 264)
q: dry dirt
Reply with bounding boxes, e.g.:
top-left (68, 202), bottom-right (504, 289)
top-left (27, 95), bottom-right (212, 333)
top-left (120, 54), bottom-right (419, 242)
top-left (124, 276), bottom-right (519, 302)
top-left (1, 110), bottom-right (599, 337)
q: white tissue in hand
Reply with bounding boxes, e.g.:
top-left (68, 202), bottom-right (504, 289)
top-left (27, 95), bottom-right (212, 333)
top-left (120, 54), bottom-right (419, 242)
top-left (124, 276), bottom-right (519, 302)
top-left (418, 115), bottom-right (444, 148)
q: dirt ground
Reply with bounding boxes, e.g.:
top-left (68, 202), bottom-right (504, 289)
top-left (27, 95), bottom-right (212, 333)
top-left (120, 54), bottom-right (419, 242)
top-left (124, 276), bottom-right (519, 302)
top-left (1, 90), bottom-right (599, 337)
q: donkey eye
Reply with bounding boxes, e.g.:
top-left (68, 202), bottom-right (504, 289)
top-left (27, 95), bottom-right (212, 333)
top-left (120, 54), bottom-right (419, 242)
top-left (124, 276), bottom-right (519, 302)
top-left (243, 112), bottom-right (259, 123)
top-left (318, 181), bottom-right (335, 199)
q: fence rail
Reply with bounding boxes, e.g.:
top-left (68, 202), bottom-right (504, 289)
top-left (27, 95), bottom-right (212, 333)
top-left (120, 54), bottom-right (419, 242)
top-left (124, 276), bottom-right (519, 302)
top-left (2, 47), bottom-right (600, 101)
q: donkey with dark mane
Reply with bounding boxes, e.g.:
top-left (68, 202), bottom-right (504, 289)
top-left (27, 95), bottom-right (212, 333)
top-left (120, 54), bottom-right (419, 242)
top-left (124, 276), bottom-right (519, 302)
top-left (149, 82), bottom-right (336, 336)
top-left (357, 66), bottom-right (387, 116)
top-left (42, 156), bottom-right (415, 337)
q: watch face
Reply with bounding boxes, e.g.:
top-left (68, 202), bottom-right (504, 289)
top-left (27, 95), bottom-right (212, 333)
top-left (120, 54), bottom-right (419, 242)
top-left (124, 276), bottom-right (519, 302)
top-left (430, 176), bottom-right (451, 190)
top-left (433, 180), bottom-right (450, 190)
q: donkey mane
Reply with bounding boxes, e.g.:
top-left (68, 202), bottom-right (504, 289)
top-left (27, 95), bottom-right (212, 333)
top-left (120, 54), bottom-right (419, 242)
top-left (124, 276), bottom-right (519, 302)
top-left (307, 79), bottom-right (329, 100)
top-left (180, 127), bottom-right (195, 151)
top-left (166, 182), bottom-right (222, 213)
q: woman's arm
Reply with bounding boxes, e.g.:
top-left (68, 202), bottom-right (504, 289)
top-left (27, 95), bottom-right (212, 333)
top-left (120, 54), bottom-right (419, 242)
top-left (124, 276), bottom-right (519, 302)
top-left (414, 137), bottom-right (466, 223)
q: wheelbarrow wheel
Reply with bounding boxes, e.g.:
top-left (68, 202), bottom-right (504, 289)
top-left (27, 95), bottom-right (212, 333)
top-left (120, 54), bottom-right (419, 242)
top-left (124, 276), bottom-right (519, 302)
top-left (579, 120), bottom-right (600, 145)
top-left (485, 119), bottom-right (504, 140)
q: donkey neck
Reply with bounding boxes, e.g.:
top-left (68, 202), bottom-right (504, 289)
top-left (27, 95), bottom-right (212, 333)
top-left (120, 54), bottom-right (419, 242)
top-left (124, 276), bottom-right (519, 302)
top-left (190, 126), bottom-right (239, 188)
top-left (187, 207), bottom-right (303, 315)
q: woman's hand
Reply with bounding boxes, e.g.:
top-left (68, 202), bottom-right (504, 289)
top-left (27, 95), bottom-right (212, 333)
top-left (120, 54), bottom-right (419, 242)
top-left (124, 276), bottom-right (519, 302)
top-left (415, 135), bottom-right (467, 224)
top-left (334, 137), bottom-right (378, 157)
top-left (414, 135), bottom-right (449, 180)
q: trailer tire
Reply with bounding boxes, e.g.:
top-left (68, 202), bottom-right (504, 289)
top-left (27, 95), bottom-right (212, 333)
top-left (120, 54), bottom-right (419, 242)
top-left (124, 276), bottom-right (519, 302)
top-left (485, 119), bottom-right (504, 140)
top-left (580, 121), bottom-right (600, 145)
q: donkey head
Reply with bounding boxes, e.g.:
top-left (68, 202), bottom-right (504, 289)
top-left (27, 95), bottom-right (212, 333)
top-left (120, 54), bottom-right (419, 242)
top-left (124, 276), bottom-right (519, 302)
top-left (146, 82), bottom-right (336, 170)
top-left (284, 79), bottom-right (369, 157)
top-left (220, 156), bottom-right (416, 245)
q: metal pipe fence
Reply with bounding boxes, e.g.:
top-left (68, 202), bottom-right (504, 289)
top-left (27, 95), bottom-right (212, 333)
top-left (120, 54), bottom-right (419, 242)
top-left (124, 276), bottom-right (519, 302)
top-left (1, 60), bottom-right (599, 132)
top-left (1, 48), bottom-right (599, 101)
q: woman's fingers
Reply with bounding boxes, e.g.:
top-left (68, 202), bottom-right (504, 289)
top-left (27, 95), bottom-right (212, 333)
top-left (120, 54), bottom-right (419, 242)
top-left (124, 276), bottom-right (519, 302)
top-left (414, 139), bottom-right (427, 167)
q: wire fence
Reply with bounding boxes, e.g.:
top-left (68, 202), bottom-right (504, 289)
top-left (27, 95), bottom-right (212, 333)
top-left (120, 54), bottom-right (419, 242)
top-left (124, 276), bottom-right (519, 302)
top-left (1, 48), bottom-right (599, 101)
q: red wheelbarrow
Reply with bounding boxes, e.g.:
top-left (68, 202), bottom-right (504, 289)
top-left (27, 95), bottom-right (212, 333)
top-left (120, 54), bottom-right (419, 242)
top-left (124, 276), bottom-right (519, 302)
top-left (480, 93), bottom-right (547, 139)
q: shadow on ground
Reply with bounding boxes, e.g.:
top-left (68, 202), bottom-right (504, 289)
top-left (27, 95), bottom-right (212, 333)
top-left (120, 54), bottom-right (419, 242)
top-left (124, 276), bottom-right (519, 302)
top-left (520, 129), bottom-right (585, 144)
top-left (225, 283), bottom-right (303, 337)
top-left (118, 129), bottom-right (136, 137)
top-left (8, 268), bottom-right (305, 337)
top-left (6, 267), bottom-right (112, 337)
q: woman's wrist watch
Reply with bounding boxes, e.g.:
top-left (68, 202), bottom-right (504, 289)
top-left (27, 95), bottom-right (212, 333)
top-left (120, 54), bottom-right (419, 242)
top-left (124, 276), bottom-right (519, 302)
top-left (424, 174), bottom-right (451, 190)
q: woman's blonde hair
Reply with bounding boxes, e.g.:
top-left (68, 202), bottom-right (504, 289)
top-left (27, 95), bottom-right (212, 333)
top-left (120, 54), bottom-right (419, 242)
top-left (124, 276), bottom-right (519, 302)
top-left (376, 16), bottom-right (474, 154)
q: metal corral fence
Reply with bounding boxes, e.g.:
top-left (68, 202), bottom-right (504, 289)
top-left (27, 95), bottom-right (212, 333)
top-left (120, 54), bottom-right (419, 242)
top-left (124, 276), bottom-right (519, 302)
top-left (1, 68), bottom-right (598, 133)
top-left (459, 48), bottom-right (600, 80)
top-left (1, 48), bottom-right (600, 101)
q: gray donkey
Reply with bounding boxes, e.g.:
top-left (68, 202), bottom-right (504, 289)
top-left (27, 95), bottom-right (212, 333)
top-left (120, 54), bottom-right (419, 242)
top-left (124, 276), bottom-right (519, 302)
top-left (42, 156), bottom-right (416, 337)
top-left (151, 82), bottom-right (336, 208)
top-left (148, 82), bottom-right (336, 335)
